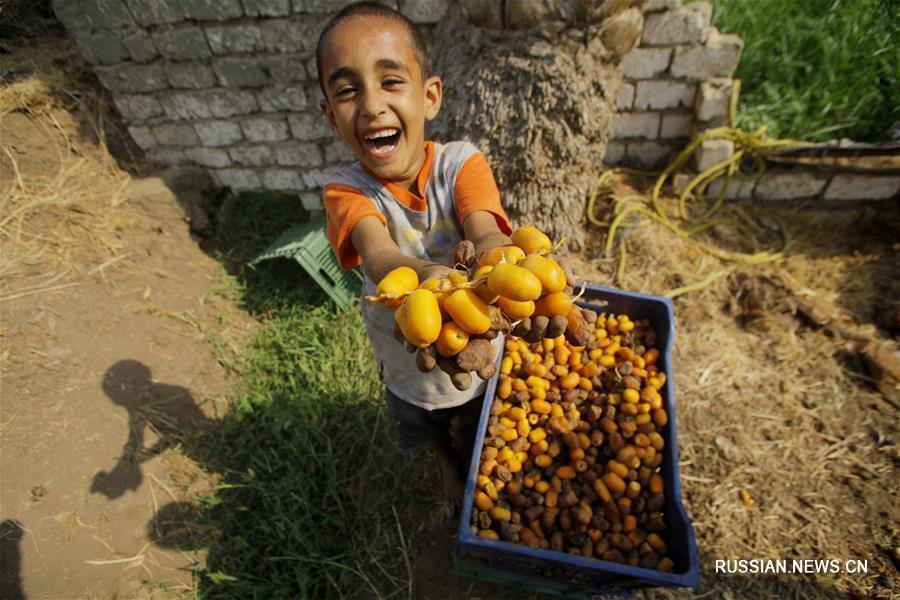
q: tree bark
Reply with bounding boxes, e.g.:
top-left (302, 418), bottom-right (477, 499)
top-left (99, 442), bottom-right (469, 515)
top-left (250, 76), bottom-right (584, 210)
top-left (429, 0), bottom-right (645, 251)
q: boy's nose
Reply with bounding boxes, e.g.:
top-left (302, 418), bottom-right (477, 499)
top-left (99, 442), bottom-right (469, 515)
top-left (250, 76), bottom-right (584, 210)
top-left (360, 90), bottom-right (387, 119)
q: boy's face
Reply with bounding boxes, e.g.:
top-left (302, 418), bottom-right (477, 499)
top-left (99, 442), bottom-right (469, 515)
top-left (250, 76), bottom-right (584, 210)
top-left (319, 17), bottom-right (441, 189)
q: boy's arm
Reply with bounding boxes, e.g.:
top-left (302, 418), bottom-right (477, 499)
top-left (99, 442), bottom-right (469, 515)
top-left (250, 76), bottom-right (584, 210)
top-left (351, 216), bottom-right (450, 284)
top-left (462, 210), bottom-right (511, 258)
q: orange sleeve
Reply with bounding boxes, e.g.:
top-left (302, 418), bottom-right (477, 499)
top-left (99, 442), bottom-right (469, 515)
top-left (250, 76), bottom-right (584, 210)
top-left (323, 184), bottom-right (387, 269)
top-left (454, 152), bottom-right (512, 235)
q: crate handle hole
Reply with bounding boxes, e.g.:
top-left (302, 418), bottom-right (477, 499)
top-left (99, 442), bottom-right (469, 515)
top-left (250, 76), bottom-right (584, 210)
top-left (318, 268), bottom-right (337, 287)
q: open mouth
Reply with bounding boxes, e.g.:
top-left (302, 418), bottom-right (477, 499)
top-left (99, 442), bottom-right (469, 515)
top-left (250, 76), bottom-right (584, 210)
top-left (363, 128), bottom-right (401, 157)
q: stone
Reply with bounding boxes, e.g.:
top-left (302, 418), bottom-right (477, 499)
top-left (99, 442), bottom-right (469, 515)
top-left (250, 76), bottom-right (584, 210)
top-left (642, 3), bottom-right (710, 46)
top-left (83, 33), bottom-right (129, 65)
top-left (92, 66), bottom-right (122, 92)
top-left (229, 144), bottom-right (274, 166)
top-left (274, 142), bottom-right (323, 166)
top-left (323, 139), bottom-right (354, 163)
top-left (707, 177), bottom-right (756, 200)
top-left (214, 168), bottom-right (261, 190)
top-left (823, 175), bottom-right (900, 200)
top-left (127, 125), bottom-right (156, 150)
top-left (258, 54), bottom-right (309, 82)
top-left (154, 26), bottom-right (212, 61)
top-left (621, 47), bottom-right (671, 80)
top-left (160, 92), bottom-right (213, 120)
top-left (51, 0), bottom-right (92, 35)
top-left (242, 0), bottom-right (291, 17)
top-left (695, 78), bottom-right (732, 123)
top-left (301, 167), bottom-right (338, 188)
top-left (114, 95), bottom-right (164, 121)
top-left (205, 89), bottom-right (259, 117)
top-left (694, 138), bottom-right (733, 171)
top-left (462, 0), bottom-right (503, 29)
top-left (633, 80), bottom-right (695, 110)
top-left (184, 147), bottom-right (232, 168)
top-left (152, 123), bottom-right (200, 146)
top-left (183, 0), bottom-right (243, 21)
top-left (603, 142), bottom-right (626, 165)
top-left (670, 29), bottom-right (744, 82)
top-left (257, 85), bottom-right (308, 112)
top-left (755, 171), bottom-right (829, 200)
top-left (213, 57), bottom-right (268, 88)
top-left (242, 116), bottom-right (290, 142)
top-left (601, 8), bottom-right (644, 58)
top-left (626, 141), bottom-right (675, 168)
top-left (82, 0), bottom-right (135, 29)
top-left (644, 0), bottom-right (680, 12)
top-left (147, 147), bottom-right (186, 165)
top-left (288, 113), bottom-right (332, 141)
top-left (399, 0), bottom-right (449, 23)
top-left (195, 120), bottom-right (243, 147)
top-left (300, 191), bottom-right (323, 211)
top-left (616, 82), bottom-right (634, 110)
top-left (660, 113), bottom-right (693, 138)
top-left (205, 24), bottom-right (264, 54)
top-left (122, 33), bottom-right (157, 63)
top-left (261, 168), bottom-right (305, 190)
top-left (612, 112), bottom-right (660, 139)
top-left (126, 0), bottom-right (182, 26)
top-left (117, 63), bottom-right (170, 93)
top-left (293, 0), bottom-right (357, 13)
top-left (260, 18), bottom-right (319, 53)
top-left (166, 62), bottom-right (216, 89)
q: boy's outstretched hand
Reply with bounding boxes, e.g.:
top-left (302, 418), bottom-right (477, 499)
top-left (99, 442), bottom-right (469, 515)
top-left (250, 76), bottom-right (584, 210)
top-left (377, 230), bottom-right (596, 391)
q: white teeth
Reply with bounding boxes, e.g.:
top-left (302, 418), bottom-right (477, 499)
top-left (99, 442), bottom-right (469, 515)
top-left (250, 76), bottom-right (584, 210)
top-left (365, 129), bottom-right (399, 140)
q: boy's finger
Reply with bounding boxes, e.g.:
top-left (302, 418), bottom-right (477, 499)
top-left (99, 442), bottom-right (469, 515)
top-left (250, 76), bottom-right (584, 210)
top-left (416, 345), bottom-right (437, 372)
top-left (452, 240), bottom-right (476, 271)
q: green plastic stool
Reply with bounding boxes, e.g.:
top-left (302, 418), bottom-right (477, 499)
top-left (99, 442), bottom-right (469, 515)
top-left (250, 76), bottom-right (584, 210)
top-left (250, 220), bottom-right (363, 310)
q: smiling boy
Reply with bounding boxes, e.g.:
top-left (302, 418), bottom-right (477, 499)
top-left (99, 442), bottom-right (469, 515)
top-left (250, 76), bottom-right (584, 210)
top-left (316, 2), bottom-right (511, 497)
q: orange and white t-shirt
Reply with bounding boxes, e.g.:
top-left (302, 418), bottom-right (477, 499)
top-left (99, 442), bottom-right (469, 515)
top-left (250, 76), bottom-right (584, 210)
top-left (323, 141), bottom-right (511, 410)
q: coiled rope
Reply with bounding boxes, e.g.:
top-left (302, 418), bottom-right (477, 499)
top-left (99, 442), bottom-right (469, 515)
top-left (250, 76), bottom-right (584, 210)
top-left (586, 81), bottom-right (812, 298)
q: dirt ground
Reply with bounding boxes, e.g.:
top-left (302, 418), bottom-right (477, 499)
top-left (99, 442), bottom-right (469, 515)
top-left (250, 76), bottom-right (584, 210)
top-left (2, 30), bottom-right (899, 600)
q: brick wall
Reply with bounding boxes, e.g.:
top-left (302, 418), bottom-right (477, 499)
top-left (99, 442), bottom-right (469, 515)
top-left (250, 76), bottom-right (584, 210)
top-left (53, 0), bottom-right (750, 208)
top-left (604, 0), bottom-right (742, 169)
top-left (51, 0), bottom-right (450, 212)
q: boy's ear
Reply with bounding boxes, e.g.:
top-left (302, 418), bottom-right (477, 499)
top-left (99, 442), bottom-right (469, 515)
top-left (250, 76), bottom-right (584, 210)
top-left (320, 98), bottom-right (340, 135)
top-left (423, 75), bottom-right (442, 121)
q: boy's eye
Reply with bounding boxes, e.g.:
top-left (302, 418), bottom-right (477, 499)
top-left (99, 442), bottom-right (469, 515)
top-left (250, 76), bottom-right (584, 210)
top-left (383, 78), bottom-right (404, 87)
top-left (335, 86), bottom-right (356, 97)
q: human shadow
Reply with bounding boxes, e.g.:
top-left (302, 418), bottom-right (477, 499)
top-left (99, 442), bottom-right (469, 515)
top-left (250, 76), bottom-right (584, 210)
top-left (90, 359), bottom-right (216, 500)
top-left (0, 519), bottom-right (26, 600)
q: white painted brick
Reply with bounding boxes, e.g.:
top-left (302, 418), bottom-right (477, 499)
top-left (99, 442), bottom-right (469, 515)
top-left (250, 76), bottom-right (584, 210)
top-left (603, 142), bottom-right (626, 165)
top-left (115, 95), bottom-right (164, 121)
top-left (160, 93), bottom-right (213, 120)
top-left (616, 82), bottom-right (635, 110)
top-left (671, 29), bottom-right (743, 82)
top-left (274, 141), bottom-right (323, 166)
top-left (214, 168), bottom-right (261, 190)
top-left (147, 147), bottom-right (186, 165)
top-left (261, 168), bottom-right (304, 190)
top-left (185, 147), bottom-right (232, 168)
top-left (301, 167), bottom-right (339, 188)
top-left (660, 113), bottom-right (693, 138)
top-left (642, 3), bottom-right (710, 46)
top-left (696, 78), bottom-right (732, 123)
top-left (399, 0), bottom-right (448, 23)
top-left (241, 116), bottom-right (290, 142)
top-left (612, 112), bottom-right (660, 139)
top-left (288, 113), bottom-right (333, 141)
top-left (626, 141), bottom-right (674, 168)
top-left (300, 191), bottom-right (323, 211)
top-left (755, 171), bottom-right (829, 200)
top-left (127, 125), bottom-right (156, 150)
top-left (823, 175), bottom-right (900, 200)
top-left (229, 144), bottom-right (274, 166)
top-left (634, 80), bottom-right (695, 110)
top-left (707, 177), bottom-right (756, 200)
top-left (621, 48), bottom-right (671, 80)
top-left (195, 120), bottom-right (243, 147)
top-left (323, 139), bottom-right (354, 163)
top-left (694, 138), bottom-right (733, 171)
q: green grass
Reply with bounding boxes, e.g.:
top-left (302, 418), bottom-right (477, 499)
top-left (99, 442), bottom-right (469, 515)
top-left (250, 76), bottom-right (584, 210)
top-left (710, 0), bottom-right (899, 141)
top-left (179, 193), bottom-right (432, 598)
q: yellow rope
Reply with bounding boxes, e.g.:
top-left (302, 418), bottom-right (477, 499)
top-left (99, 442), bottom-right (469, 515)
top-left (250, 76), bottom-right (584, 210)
top-left (586, 80), bottom-right (810, 298)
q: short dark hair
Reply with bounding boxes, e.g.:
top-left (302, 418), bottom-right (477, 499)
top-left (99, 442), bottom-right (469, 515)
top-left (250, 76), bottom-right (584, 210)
top-left (315, 1), bottom-right (431, 98)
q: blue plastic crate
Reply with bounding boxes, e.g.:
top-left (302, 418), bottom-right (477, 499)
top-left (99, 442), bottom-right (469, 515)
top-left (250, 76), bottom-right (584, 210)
top-left (456, 284), bottom-right (699, 594)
